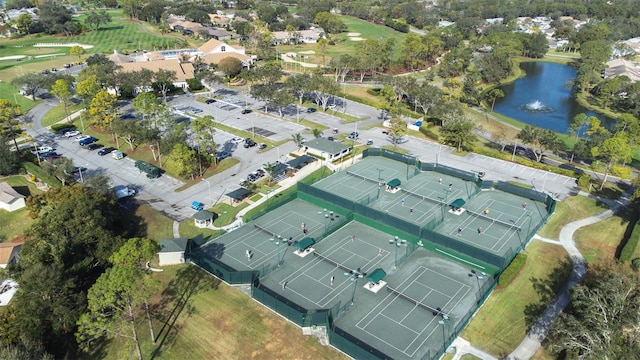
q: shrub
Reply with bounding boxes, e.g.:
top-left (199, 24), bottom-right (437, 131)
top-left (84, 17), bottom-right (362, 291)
top-left (498, 253), bottom-right (527, 287)
top-left (620, 221), bottom-right (640, 262)
top-left (419, 126), bottom-right (439, 141)
top-left (366, 88), bottom-right (381, 96)
top-left (610, 164), bottom-right (632, 179)
top-left (187, 78), bottom-right (204, 91)
top-left (577, 174), bottom-right (591, 187)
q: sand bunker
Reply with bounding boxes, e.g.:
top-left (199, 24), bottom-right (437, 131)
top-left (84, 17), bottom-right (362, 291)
top-left (349, 37), bottom-right (365, 41)
top-left (0, 55), bottom-right (26, 61)
top-left (33, 43), bottom-right (94, 49)
top-left (347, 32), bottom-right (361, 36)
top-left (298, 50), bottom-right (316, 54)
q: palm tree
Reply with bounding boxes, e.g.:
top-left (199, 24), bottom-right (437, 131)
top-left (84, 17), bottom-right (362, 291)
top-left (291, 133), bottom-right (304, 148)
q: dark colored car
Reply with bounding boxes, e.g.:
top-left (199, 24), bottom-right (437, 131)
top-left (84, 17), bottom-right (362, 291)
top-left (215, 151), bottom-right (231, 161)
top-left (79, 137), bottom-right (98, 146)
top-left (241, 109), bottom-right (252, 114)
top-left (256, 169), bottom-right (266, 177)
top-left (247, 173), bottom-right (259, 182)
top-left (87, 143), bottom-right (104, 151)
top-left (42, 152), bottom-right (61, 161)
top-left (98, 147), bottom-right (116, 156)
top-left (205, 98), bottom-right (216, 104)
top-left (307, 107), bottom-right (317, 113)
top-left (327, 136), bottom-right (334, 141)
top-left (120, 113), bottom-right (136, 120)
top-left (244, 139), bottom-right (257, 148)
top-left (71, 166), bottom-right (87, 174)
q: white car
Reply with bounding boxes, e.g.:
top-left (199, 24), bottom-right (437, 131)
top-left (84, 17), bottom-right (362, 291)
top-left (31, 146), bottom-right (53, 154)
top-left (230, 137), bottom-right (243, 144)
top-left (75, 135), bottom-right (90, 142)
top-left (64, 130), bottom-right (80, 138)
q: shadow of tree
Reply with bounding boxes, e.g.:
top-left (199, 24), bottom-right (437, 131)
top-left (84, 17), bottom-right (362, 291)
top-left (524, 257), bottom-right (573, 328)
top-left (150, 265), bottom-right (220, 359)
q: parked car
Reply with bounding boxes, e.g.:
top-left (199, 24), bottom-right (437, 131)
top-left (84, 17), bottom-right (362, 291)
top-left (230, 137), bottom-right (243, 144)
top-left (205, 98), bottom-right (216, 104)
top-left (258, 143), bottom-right (267, 150)
top-left (241, 109), bottom-right (252, 114)
top-left (111, 151), bottom-right (125, 160)
top-left (366, 139), bottom-right (373, 145)
top-left (75, 134), bottom-right (90, 142)
top-left (247, 173), bottom-right (260, 182)
top-left (215, 151), bottom-right (231, 161)
top-left (32, 146), bottom-right (54, 155)
top-left (64, 130), bottom-right (80, 138)
top-left (306, 107), bottom-right (317, 113)
top-left (40, 151), bottom-right (59, 159)
top-left (71, 166), bottom-right (87, 174)
top-left (98, 147), bottom-right (116, 156)
top-left (256, 169), bottom-right (266, 177)
top-left (327, 136), bottom-right (334, 141)
top-left (79, 137), bottom-right (98, 146)
top-left (114, 185), bottom-right (136, 199)
top-left (347, 132), bottom-right (359, 140)
top-left (244, 139), bottom-right (257, 148)
top-left (382, 130), bottom-right (389, 135)
top-left (120, 113), bottom-right (136, 120)
top-left (87, 143), bottom-right (103, 151)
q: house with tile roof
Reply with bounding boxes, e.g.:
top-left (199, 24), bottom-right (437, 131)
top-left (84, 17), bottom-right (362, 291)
top-left (0, 242), bottom-right (22, 269)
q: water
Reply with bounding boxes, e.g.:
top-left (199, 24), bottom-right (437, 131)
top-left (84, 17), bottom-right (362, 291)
top-left (493, 62), bottom-right (614, 133)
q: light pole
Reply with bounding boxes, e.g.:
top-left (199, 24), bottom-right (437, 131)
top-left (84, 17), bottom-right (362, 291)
top-left (202, 178), bottom-right (212, 206)
top-left (388, 236), bottom-right (406, 269)
top-left (438, 320), bottom-right (447, 353)
top-left (377, 168), bottom-right (384, 198)
top-left (324, 213), bottom-right (329, 234)
top-left (471, 270), bottom-right (486, 298)
top-left (344, 270), bottom-right (364, 305)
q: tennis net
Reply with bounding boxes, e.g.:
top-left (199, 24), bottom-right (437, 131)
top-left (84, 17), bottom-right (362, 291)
top-left (467, 210), bottom-right (521, 232)
top-left (400, 188), bottom-right (446, 206)
top-left (346, 170), bottom-right (381, 185)
top-left (254, 223), bottom-right (278, 238)
top-left (314, 252), bottom-right (352, 273)
top-left (387, 286), bottom-right (448, 316)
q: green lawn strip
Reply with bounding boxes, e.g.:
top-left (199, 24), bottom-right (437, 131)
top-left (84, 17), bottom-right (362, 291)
top-left (0, 207), bottom-right (33, 243)
top-left (211, 202), bottom-right (248, 227)
top-left (573, 207), bottom-right (633, 263)
top-left (462, 241), bottom-right (570, 357)
top-left (537, 196), bottom-right (607, 239)
top-left (290, 117), bottom-right (329, 131)
top-left (178, 219), bottom-right (225, 242)
top-left (41, 103), bottom-right (83, 127)
top-left (211, 120), bottom-right (288, 148)
top-left (133, 204), bottom-right (174, 241)
top-left (0, 83), bottom-right (40, 112)
top-left (99, 265), bottom-right (347, 360)
top-left (22, 161), bottom-right (61, 188)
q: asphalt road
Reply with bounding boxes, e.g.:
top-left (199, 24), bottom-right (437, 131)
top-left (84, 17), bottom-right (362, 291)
top-left (26, 86), bottom-right (580, 221)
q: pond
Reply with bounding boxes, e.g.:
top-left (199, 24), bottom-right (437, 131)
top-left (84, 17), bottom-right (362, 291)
top-left (492, 62), bottom-right (613, 133)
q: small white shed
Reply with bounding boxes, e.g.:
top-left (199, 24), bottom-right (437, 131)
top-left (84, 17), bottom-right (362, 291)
top-left (0, 182), bottom-right (26, 212)
top-left (158, 238), bottom-right (189, 266)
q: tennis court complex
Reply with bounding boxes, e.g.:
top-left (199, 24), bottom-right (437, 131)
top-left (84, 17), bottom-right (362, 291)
top-left (189, 149), bottom-right (556, 359)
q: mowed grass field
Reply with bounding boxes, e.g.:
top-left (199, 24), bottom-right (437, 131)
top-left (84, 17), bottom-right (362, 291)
top-left (98, 265), bottom-right (348, 360)
top-left (277, 15), bottom-right (407, 64)
top-left (537, 195), bottom-right (609, 239)
top-left (462, 240), bottom-right (570, 358)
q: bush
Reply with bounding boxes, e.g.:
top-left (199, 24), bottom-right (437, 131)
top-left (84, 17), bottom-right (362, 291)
top-left (22, 162), bottom-right (62, 188)
top-left (611, 164), bottom-right (632, 179)
top-left (498, 253), bottom-right (527, 287)
top-left (620, 221), bottom-right (640, 262)
top-left (187, 78), bottom-right (204, 91)
top-left (366, 88), bottom-right (381, 96)
top-left (577, 174), bottom-right (591, 187)
top-left (419, 125), bottom-right (439, 141)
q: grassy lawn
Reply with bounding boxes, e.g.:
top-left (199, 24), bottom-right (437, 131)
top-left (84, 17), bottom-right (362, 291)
top-left (537, 195), bottom-right (609, 239)
top-left (41, 103), bottom-right (83, 127)
top-left (98, 265), bottom-right (347, 360)
top-left (177, 219), bottom-right (224, 242)
top-left (573, 207), bottom-right (633, 263)
top-left (211, 202), bottom-right (249, 227)
top-left (133, 204), bottom-right (174, 241)
top-left (0, 175), bottom-right (42, 243)
top-left (0, 82), bottom-right (40, 112)
top-left (462, 240), bottom-right (570, 358)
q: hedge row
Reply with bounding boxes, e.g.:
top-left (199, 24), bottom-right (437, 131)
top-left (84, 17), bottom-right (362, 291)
top-left (473, 148), bottom-right (578, 178)
top-left (498, 253), bottom-right (527, 287)
top-left (22, 161), bottom-right (62, 188)
top-left (620, 221), bottom-right (640, 262)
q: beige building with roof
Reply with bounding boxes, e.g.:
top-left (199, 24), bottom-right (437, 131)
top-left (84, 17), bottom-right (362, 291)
top-left (0, 242), bottom-right (22, 269)
top-left (0, 182), bottom-right (25, 212)
top-left (117, 60), bottom-right (195, 89)
top-left (605, 59), bottom-right (640, 82)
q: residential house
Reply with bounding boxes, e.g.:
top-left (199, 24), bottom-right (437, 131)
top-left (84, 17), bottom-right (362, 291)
top-left (0, 242), bottom-right (22, 269)
top-left (117, 60), bottom-right (195, 89)
top-left (605, 59), bottom-right (640, 82)
top-left (198, 38), bottom-right (253, 67)
top-left (271, 28), bottom-right (325, 45)
top-left (0, 182), bottom-right (26, 212)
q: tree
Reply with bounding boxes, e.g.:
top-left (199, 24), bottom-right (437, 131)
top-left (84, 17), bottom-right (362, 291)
top-left (388, 117), bottom-right (407, 149)
top-left (284, 73), bottom-right (312, 105)
top-left (191, 115), bottom-right (217, 175)
top-left (440, 116), bottom-right (478, 152)
top-left (568, 113), bottom-right (590, 163)
top-left (166, 143), bottom-right (198, 179)
top-left (0, 134), bottom-right (20, 175)
top-left (312, 128), bottom-right (323, 138)
top-left (547, 262), bottom-right (640, 359)
top-left (486, 88), bottom-right (505, 112)
top-left (11, 73), bottom-right (48, 101)
top-left (476, 50), bottom-right (513, 83)
top-left (218, 57), bottom-right (244, 79)
top-left (42, 157), bottom-right (74, 186)
top-left (69, 45), bottom-right (85, 61)
top-left (153, 69), bottom-right (177, 103)
top-left (51, 79), bottom-right (73, 123)
top-left (517, 125), bottom-right (562, 162)
top-left (314, 12), bottom-right (346, 34)
top-left (317, 38), bottom-right (328, 66)
top-left (592, 132), bottom-right (632, 190)
top-left (88, 90), bottom-right (117, 130)
top-left (15, 13), bottom-right (34, 35)
top-left (132, 91), bottom-right (162, 125)
top-left (309, 73), bottom-right (340, 111)
top-left (75, 75), bottom-right (102, 105)
top-left (291, 133), bottom-right (304, 148)
top-left (0, 100), bottom-right (23, 152)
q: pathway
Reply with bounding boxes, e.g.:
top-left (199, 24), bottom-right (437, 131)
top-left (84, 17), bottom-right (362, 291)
top-left (451, 189), bottom-right (632, 360)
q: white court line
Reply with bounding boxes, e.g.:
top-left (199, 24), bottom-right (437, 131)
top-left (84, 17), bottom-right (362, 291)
top-left (435, 248), bottom-right (487, 269)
